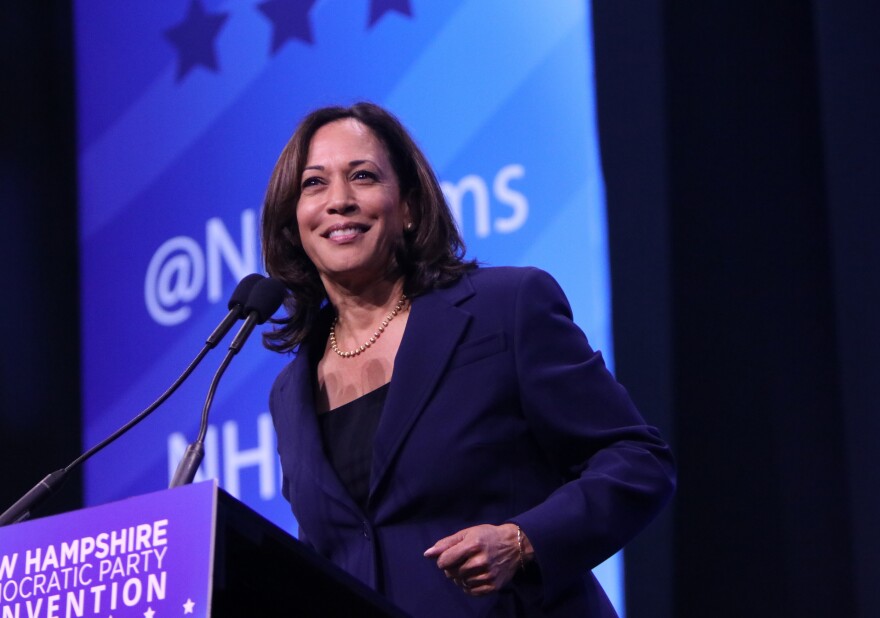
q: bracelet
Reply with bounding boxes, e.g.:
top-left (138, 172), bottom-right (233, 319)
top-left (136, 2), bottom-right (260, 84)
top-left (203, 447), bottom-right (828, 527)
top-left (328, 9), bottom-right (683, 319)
top-left (515, 525), bottom-right (525, 571)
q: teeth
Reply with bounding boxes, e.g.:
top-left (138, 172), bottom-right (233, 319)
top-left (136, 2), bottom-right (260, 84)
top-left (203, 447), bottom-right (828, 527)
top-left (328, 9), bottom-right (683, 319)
top-left (328, 227), bottom-right (362, 239)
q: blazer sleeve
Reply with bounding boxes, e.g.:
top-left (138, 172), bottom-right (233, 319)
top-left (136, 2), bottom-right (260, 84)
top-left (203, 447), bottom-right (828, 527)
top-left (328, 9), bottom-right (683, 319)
top-left (508, 268), bottom-right (675, 603)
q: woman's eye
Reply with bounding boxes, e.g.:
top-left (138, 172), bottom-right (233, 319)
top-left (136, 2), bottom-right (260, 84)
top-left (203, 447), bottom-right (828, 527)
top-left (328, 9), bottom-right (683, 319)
top-left (301, 176), bottom-right (321, 188)
top-left (353, 170), bottom-right (377, 181)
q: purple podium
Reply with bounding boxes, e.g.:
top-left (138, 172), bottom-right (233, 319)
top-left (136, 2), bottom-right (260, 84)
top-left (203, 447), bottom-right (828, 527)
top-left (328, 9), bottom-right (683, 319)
top-left (0, 481), bottom-right (408, 617)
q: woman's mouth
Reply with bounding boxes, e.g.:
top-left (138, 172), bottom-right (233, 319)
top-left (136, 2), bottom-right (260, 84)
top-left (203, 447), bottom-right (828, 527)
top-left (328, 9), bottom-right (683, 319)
top-left (325, 224), bottom-right (369, 241)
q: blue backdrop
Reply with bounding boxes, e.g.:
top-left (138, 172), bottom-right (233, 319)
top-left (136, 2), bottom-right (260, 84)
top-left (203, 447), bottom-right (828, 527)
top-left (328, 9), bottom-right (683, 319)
top-left (75, 0), bottom-right (620, 611)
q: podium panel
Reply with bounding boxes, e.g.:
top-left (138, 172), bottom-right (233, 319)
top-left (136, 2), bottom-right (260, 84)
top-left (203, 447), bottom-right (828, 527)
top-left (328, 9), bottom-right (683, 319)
top-left (0, 481), bottom-right (407, 617)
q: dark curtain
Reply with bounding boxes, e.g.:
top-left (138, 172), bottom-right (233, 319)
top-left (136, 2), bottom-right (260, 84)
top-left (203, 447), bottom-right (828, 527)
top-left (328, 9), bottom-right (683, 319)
top-left (0, 2), bottom-right (81, 517)
top-left (596, 1), bottom-right (879, 617)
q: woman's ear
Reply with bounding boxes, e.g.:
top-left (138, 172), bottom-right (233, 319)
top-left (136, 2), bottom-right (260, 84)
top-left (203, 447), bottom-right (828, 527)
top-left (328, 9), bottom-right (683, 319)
top-left (402, 199), bottom-right (414, 232)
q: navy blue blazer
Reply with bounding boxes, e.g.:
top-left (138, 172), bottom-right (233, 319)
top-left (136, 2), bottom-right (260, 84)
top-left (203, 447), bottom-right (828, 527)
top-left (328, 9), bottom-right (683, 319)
top-left (269, 267), bottom-right (675, 617)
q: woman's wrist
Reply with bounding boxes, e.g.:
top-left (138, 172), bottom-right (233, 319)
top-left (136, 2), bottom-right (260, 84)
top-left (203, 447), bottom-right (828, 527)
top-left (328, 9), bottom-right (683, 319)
top-left (505, 522), bottom-right (535, 569)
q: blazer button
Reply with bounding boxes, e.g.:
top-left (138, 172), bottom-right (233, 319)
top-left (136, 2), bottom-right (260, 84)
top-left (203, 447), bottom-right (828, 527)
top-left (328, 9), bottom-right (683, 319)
top-left (362, 521), bottom-right (370, 540)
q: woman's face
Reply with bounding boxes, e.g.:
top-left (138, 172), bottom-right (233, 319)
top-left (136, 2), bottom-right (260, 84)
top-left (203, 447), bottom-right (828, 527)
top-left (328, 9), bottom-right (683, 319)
top-left (296, 118), bottom-right (409, 290)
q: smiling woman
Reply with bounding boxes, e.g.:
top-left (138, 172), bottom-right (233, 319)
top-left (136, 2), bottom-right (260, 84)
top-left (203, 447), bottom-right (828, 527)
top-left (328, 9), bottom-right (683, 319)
top-left (259, 102), bottom-right (675, 618)
top-left (297, 118), bottom-right (410, 297)
top-left (262, 103), bottom-right (472, 355)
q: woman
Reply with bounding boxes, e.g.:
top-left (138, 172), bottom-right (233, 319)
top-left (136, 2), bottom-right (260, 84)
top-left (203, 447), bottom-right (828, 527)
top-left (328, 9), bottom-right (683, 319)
top-left (261, 102), bottom-right (674, 617)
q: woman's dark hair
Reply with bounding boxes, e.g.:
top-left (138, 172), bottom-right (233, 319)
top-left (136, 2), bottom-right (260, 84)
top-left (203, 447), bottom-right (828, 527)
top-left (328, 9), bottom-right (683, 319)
top-left (261, 102), bottom-right (474, 353)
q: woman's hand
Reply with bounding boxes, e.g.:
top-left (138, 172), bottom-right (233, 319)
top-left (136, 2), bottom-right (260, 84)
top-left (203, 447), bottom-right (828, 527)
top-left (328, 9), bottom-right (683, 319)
top-left (423, 523), bottom-right (533, 595)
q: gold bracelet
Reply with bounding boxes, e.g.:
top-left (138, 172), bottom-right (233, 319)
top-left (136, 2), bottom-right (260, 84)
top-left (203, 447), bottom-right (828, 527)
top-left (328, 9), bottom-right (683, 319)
top-left (516, 525), bottom-right (525, 571)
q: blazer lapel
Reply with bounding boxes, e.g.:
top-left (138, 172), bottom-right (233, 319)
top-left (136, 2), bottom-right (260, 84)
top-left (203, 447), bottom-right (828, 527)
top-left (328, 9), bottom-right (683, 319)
top-left (285, 342), bottom-right (363, 515)
top-left (369, 275), bottom-right (476, 500)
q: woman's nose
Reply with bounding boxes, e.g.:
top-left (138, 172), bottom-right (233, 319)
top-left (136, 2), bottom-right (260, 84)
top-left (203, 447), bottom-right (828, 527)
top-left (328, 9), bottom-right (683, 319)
top-left (326, 181), bottom-right (357, 214)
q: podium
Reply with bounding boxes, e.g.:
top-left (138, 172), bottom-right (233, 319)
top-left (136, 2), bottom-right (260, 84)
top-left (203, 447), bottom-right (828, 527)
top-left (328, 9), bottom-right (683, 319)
top-left (0, 481), bottom-right (409, 617)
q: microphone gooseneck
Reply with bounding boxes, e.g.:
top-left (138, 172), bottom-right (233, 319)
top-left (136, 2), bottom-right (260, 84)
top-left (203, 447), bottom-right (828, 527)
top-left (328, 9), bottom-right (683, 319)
top-left (169, 277), bottom-right (287, 488)
top-left (0, 274), bottom-right (266, 526)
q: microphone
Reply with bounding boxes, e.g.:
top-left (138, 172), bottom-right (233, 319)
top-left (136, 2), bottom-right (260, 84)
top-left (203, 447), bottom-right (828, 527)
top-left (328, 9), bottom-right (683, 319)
top-left (0, 274), bottom-right (265, 526)
top-left (207, 273), bottom-right (266, 347)
top-left (169, 277), bottom-right (287, 488)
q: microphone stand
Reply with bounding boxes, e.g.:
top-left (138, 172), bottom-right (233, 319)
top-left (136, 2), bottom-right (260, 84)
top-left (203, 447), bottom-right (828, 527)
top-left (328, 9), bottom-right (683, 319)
top-left (0, 286), bottom-right (258, 526)
top-left (169, 284), bottom-right (281, 487)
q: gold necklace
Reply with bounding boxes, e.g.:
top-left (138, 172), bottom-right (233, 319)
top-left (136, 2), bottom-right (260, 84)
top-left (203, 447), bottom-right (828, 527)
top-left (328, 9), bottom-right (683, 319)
top-left (329, 294), bottom-right (407, 358)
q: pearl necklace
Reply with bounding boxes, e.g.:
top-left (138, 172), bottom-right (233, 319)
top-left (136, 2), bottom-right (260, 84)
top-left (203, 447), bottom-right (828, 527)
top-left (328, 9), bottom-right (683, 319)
top-left (329, 295), bottom-right (407, 358)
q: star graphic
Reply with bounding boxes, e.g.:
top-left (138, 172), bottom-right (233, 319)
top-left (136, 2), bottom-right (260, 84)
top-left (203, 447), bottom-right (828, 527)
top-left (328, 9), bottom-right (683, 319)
top-left (257, 0), bottom-right (317, 54)
top-left (183, 598), bottom-right (196, 614)
top-left (164, 0), bottom-right (229, 81)
top-left (368, 0), bottom-right (412, 27)
top-left (143, 608), bottom-right (155, 618)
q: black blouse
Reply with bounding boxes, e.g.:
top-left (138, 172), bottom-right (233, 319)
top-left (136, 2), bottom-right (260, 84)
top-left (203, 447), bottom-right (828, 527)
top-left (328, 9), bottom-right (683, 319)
top-left (317, 383), bottom-right (389, 510)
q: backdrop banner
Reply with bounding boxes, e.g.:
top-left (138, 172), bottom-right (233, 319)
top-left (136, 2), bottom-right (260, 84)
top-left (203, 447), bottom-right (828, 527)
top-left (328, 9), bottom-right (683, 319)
top-left (75, 0), bottom-right (620, 612)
